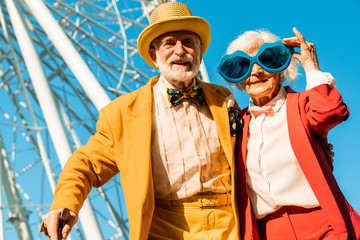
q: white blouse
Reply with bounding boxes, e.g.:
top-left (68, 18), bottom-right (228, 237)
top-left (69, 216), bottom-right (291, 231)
top-left (246, 70), bottom-right (335, 219)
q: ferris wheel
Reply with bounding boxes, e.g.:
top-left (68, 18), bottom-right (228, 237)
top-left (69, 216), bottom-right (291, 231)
top-left (0, 0), bottom-right (209, 239)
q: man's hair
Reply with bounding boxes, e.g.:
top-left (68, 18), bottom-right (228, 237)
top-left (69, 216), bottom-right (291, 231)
top-left (225, 29), bottom-right (299, 90)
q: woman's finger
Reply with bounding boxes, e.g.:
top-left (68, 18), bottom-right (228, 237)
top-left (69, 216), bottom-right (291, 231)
top-left (288, 27), bottom-right (320, 72)
top-left (293, 27), bottom-right (307, 45)
top-left (282, 37), bottom-right (300, 47)
top-left (291, 52), bottom-right (302, 62)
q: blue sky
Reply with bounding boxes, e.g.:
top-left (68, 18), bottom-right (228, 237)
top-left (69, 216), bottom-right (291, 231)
top-left (177, 0), bottom-right (360, 211)
top-left (2, 1), bottom-right (358, 239)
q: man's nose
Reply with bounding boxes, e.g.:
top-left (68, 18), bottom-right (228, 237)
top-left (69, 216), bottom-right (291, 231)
top-left (174, 41), bottom-right (186, 56)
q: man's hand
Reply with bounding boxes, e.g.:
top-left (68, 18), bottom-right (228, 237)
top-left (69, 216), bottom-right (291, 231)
top-left (43, 208), bottom-right (77, 239)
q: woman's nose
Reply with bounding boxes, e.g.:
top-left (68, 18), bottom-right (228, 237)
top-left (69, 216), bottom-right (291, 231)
top-left (251, 63), bottom-right (264, 75)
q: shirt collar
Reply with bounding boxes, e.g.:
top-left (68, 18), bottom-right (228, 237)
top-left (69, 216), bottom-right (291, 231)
top-left (157, 75), bottom-right (196, 92)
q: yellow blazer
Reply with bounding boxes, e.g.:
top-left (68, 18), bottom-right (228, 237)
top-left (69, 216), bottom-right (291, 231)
top-left (48, 76), bottom-right (239, 239)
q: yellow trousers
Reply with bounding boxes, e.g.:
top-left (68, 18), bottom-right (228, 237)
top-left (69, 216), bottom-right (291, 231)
top-left (149, 194), bottom-right (239, 240)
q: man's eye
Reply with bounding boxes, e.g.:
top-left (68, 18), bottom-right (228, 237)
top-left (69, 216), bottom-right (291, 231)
top-left (183, 41), bottom-right (193, 46)
top-left (164, 41), bottom-right (174, 46)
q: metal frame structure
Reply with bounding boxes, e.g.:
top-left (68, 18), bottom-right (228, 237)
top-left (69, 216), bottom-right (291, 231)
top-left (0, 0), bottom-right (209, 239)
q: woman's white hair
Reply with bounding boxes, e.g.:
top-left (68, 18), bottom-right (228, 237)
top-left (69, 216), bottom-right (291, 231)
top-left (225, 29), bottom-right (299, 90)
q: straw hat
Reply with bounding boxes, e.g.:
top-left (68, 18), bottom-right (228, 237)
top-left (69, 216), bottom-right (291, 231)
top-left (137, 2), bottom-right (211, 68)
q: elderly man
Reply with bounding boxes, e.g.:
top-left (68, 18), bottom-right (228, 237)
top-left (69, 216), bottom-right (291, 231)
top-left (41, 2), bottom-right (241, 239)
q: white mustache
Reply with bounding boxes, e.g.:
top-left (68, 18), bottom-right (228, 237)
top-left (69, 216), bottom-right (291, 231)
top-left (168, 54), bottom-right (193, 64)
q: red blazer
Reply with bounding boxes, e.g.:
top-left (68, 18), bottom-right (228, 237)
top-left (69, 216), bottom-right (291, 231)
top-left (236, 84), bottom-right (360, 240)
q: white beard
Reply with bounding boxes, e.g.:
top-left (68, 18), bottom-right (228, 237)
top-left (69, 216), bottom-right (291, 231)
top-left (156, 52), bottom-right (200, 83)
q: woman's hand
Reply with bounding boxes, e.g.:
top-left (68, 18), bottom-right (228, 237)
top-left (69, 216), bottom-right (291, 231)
top-left (283, 27), bottom-right (320, 73)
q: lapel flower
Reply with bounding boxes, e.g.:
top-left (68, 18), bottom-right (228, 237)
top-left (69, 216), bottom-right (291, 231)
top-left (226, 93), bottom-right (236, 108)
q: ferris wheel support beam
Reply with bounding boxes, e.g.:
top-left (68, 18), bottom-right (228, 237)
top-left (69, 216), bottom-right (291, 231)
top-left (5, 0), bottom-right (103, 239)
top-left (0, 141), bottom-right (4, 240)
top-left (23, 0), bottom-right (111, 111)
top-left (199, 62), bottom-right (210, 83)
top-left (0, 2), bottom-right (57, 193)
top-left (0, 136), bottom-right (33, 240)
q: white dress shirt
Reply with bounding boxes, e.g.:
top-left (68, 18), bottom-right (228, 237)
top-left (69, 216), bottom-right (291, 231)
top-left (246, 70), bottom-right (335, 219)
top-left (151, 76), bottom-right (231, 200)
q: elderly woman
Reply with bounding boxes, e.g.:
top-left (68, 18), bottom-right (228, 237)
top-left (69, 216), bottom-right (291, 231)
top-left (218, 28), bottom-right (360, 240)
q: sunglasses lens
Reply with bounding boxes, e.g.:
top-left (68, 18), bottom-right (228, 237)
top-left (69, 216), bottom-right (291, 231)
top-left (258, 46), bottom-right (291, 70)
top-left (220, 56), bottom-right (250, 81)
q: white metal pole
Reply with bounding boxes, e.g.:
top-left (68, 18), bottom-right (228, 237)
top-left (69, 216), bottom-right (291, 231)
top-left (6, 0), bottom-right (69, 170)
top-left (6, 0), bottom-right (103, 239)
top-left (0, 138), bottom-right (4, 240)
top-left (199, 61), bottom-right (210, 83)
top-left (0, 4), bottom-right (57, 192)
top-left (0, 137), bottom-right (33, 240)
top-left (23, 0), bottom-right (111, 111)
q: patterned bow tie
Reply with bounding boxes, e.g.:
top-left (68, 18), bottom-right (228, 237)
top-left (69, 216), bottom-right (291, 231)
top-left (249, 105), bottom-right (274, 117)
top-left (167, 84), bottom-right (204, 108)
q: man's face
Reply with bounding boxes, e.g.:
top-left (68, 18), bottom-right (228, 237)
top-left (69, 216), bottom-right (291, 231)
top-left (149, 31), bottom-right (202, 87)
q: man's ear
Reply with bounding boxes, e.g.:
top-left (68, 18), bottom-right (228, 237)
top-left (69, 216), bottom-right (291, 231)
top-left (149, 48), bottom-right (159, 68)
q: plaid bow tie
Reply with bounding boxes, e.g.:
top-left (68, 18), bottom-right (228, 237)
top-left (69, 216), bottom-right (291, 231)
top-left (167, 84), bottom-right (204, 108)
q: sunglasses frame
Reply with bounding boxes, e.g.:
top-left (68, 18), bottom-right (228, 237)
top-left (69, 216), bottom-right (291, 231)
top-left (217, 40), bottom-right (294, 83)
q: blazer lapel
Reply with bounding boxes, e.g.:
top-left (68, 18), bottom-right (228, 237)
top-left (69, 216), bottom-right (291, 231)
top-left (124, 77), bottom-right (159, 184)
top-left (200, 82), bottom-right (234, 168)
top-left (241, 110), bottom-right (251, 166)
top-left (122, 76), bottom-right (159, 239)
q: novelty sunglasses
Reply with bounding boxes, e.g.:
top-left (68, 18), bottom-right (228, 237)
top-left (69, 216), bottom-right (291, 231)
top-left (217, 41), bottom-right (294, 83)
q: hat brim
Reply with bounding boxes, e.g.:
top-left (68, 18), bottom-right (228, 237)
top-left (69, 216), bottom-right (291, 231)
top-left (137, 16), bottom-right (211, 68)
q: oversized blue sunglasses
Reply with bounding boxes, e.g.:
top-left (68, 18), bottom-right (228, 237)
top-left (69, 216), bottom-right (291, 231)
top-left (217, 41), bottom-right (294, 83)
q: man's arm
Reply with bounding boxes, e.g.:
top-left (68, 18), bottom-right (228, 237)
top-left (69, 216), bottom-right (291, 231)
top-left (40, 106), bottom-right (120, 239)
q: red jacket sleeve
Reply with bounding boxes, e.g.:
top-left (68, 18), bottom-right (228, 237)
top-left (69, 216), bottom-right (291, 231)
top-left (299, 84), bottom-right (349, 138)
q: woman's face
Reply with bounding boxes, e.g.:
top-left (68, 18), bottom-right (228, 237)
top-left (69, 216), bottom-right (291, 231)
top-left (242, 47), bottom-right (281, 106)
